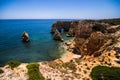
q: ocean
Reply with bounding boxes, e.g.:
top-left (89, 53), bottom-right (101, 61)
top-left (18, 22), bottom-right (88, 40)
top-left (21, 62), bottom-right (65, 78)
top-left (0, 19), bottom-right (72, 66)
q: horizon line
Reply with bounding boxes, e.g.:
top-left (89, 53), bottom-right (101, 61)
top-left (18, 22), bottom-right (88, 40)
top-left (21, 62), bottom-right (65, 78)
top-left (0, 17), bottom-right (120, 20)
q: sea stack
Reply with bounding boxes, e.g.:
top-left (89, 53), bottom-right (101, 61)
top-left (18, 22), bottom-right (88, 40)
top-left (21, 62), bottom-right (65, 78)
top-left (53, 29), bottom-right (64, 42)
top-left (21, 31), bottom-right (30, 42)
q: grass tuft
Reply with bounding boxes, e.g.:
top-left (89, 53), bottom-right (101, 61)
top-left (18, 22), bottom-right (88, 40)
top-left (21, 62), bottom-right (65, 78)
top-left (26, 63), bottom-right (45, 80)
top-left (90, 66), bottom-right (120, 80)
top-left (6, 60), bottom-right (21, 69)
top-left (0, 69), bottom-right (4, 74)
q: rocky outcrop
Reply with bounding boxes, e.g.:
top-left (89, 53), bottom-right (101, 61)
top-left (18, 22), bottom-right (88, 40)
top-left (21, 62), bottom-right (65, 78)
top-left (67, 20), bottom-right (105, 37)
top-left (53, 30), bottom-right (64, 42)
top-left (92, 23), bottom-right (109, 33)
top-left (21, 32), bottom-right (30, 42)
top-left (51, 21), bottom-right (72, 42)
top-left (73, 22), bottom-right (120, 57)
top-left (51, 20), bottom-right (120, 57)
top-left (51, 21), bottom-right (71, 33)
top-left (75, 21), bottom-right (96, 38)
top-left (73, 21), bottom-right (110, 56)
top-left (75, 31), bottom-right (106, 56)
top-left (0, 64), bottom-right (28, 80)
top-left (87, 32), bottom-right (106, 55)
top-left (67, 21), bottom-right (80, 37)
top-left (107, 25), bottom-right (120, 33)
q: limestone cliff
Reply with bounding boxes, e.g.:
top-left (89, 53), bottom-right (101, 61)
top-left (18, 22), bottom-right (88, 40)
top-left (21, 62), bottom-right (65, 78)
top-left (51, 21), bottom-right (71, 33)
top-left (50, 19), bottom-right (119, 57)
top-left (73, 21), bottom-right (109, 56)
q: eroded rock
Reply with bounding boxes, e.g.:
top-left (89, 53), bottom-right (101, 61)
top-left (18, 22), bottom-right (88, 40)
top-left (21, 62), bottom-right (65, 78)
top-left (73, 21), bottom-right (107, 56)
top-left (67, 21), bottom-right (80, 37)
top-left (53, 30), bottom-right (64, 42)
top-left (51, 20), bottom-right (119, 57)
top-left (87, 32), bottom-right (105, 55)
top-left (21, 32), bottom-right (30, 42)
top-left (51, 21), bottom-right (71, 33)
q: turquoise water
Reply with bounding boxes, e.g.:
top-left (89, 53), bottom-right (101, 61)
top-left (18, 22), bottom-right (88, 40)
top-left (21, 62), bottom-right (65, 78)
top-left (0, 19), bottom-right (71, 66)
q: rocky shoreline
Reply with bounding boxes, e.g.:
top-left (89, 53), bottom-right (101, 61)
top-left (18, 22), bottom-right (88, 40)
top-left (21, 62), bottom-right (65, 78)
top-left (0, 19), bottom-right (120, 80)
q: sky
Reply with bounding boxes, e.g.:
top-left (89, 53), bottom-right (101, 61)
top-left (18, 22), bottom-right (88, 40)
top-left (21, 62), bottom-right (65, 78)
top-left (0, 0), bottom-right (120, 19)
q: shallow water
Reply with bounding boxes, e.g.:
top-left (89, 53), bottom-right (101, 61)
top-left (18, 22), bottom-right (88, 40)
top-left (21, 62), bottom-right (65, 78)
top-left (0, 19), bottom-right (71, 66)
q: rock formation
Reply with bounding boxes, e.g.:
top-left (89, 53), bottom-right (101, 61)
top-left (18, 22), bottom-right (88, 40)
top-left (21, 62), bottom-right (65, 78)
top-left (21, 32), bottom-right (30, 42)
top-left (107, 25), bottom-right (120, 33)
top-left (73, 21), bottom-right (106, 56)
top-left (87, 32), bottom-right (105, 55)
top-left (92, 23), bottom-right (109, 33)
top-left (53, 30), bottom-right (64, 42)
top-left (51, 19), bottom-right (120, 57)
top-left (51, 21), bottom-right (71, 33)
top-left (67, 21), bottom-right (80, 37)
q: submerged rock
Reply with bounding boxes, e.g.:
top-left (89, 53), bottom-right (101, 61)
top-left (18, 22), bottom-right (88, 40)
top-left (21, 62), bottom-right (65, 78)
top-left (53, 30), bottom-right (64, 42)
top-left (66, 34), bottom-right (71, 37)
top-left (21, 32), bottom-right (30, 42)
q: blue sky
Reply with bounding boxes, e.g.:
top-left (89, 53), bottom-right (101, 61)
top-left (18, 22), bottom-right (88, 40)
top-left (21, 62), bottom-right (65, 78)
top-left (0, 0), bottom-right (120, 19)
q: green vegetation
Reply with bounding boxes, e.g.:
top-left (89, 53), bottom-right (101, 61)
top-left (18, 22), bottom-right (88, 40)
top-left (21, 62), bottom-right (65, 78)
top-left (27, 63), bottom-right (45, 80)
top-left (98, 18), bottom-right (120, 25)
top-left (92, 24), bottom-right (107, 33)
top-left (84, 19), bottom-right (96, 22)
top-left (84, 18), bottom-right (120, 25)
top-left (90, 66), bottom-right (120, 80)
top-left (0, 69), bottom-right (4, 74)
top-left (6, 60), bottom-right (21, 69)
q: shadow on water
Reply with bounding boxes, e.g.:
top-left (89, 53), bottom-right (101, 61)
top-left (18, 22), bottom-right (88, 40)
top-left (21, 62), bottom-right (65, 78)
top-left (22, 41), bottom-right (31, 48)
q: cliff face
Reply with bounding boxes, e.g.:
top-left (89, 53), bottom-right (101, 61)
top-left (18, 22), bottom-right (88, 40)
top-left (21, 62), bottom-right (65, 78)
top-left (51, 20), bottom-right (117, 56)
top-left (67, 21), bottom-right (81, 37)
top-left (51, 21), bottom-right (71, 33)
top-left (51, 21), bottom-right (72, 41)
top-left (73, 21), bottom-right (110, 56)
